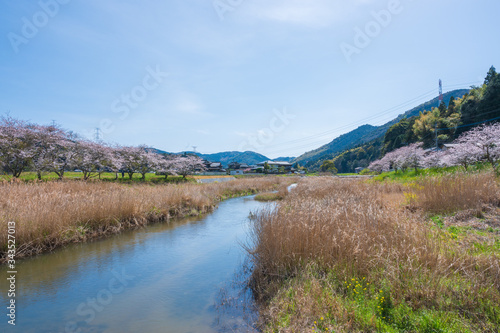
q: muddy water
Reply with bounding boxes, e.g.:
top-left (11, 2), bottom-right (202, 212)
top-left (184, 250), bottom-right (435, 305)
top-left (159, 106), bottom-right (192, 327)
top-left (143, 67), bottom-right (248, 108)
top-left (0, 195), bottom-right (266, 333)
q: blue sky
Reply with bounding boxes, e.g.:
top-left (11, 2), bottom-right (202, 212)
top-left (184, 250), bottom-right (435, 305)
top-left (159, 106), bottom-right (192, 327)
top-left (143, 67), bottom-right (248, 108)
top-left (1, 0), bottom-right (499, 158)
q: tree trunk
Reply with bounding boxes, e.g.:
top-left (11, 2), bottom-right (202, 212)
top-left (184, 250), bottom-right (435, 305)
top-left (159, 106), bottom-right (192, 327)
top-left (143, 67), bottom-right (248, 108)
top-left (128, 172), bottom-right (134, 179)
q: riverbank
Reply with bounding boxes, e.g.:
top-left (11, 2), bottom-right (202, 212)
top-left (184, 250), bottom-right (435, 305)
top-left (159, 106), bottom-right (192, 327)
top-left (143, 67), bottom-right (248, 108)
top-left (249, 172), bottom-right (500, 332)
top-left (0, 177), bottom-right (293, 263)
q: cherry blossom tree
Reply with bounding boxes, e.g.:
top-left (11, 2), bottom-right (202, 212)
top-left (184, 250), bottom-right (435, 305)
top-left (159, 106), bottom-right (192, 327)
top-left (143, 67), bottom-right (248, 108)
top-left (136, 147), bottom-right (165, 180)
top-left (72, 141), bottom-right (116, 180)
top-left (455, 123), bottom-right (500, 174)
top-left (0, 116), bottom-right (37, 178)
top-left (368, 159), bottom-right (389, 173)
top-left (116, 146), bottom-right (142, 179)
top-left (30, 124), bottom-right (69, 180)
top-left (43, 132), bottom-right (80, 180)
top-left (173, 155), bottom-right (206, 179)
top-left (369, 143), bottom-right (425, 173)
top-left (156, 154), bottom-right (179, 179)
top-left (447, 144), bottom-right (481, 171)
top-left (423, 150), bottom-right (446, 169)
top-left (115, 146), bottom-right (164, 180)
top-left (379, 150), bottom-right (400, 172)
top-left (389, 143), bottom-right (425, 173)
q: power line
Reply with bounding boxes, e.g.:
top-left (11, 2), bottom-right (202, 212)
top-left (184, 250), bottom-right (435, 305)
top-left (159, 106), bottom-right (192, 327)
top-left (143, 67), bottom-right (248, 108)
top-left (264, 97), bottom-right (498, 157)
top-left (264, 88), bottom-right (439, 150)
top-left (261, 82), bottom-right (476, 153)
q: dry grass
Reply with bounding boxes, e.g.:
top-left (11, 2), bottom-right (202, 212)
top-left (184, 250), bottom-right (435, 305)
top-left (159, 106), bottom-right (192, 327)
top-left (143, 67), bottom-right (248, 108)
top-left (255, 186), bottom-right (289, 202)
top-left (249, 176), bottom-right (500, 332)
top-left (407, 172), bottom-right (500, 214)
top-left (0, 177), bottom-right (292, 261)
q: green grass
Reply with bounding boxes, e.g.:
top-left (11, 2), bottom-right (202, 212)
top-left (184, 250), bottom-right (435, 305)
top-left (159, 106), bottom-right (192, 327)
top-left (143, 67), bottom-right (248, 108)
top-left (372, 163), bottom-right (492, 183)
top-left (267, 267), bottom-right (486, 332)
top-left (428, 213), bottom-right (500, 257)
top-left (0, 172), bottom-right (194, 183)
top-left (372, 166), bottom-right (461, 183)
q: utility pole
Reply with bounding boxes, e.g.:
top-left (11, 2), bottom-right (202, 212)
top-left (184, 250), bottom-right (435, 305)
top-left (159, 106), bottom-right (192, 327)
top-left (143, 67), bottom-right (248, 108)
top-left (435, 122), bottom-right (439, 150)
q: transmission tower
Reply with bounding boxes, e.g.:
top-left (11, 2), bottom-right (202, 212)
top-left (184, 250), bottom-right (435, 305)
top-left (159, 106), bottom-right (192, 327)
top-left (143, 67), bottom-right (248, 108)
top-left (94, 128), bottom-right (101, 142)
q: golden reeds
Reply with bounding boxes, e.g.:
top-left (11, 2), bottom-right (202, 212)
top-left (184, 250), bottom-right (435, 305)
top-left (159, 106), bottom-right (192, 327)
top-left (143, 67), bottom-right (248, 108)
top-left (249, 176), bottom-right (500, 331)
top-left (0, 177), bottom-right (291, 261)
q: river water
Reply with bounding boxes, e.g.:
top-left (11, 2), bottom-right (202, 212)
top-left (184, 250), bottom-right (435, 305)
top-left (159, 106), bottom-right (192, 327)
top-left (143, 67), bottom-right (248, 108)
top-left (0, 195), bottom-right (266, 333)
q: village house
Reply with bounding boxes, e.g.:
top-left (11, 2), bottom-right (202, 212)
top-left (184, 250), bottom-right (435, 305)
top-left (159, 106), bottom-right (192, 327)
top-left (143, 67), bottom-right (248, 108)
top-left (202, 160), bottom-right (226, 173)
top-left (256, 161), bottom-right (293, 173)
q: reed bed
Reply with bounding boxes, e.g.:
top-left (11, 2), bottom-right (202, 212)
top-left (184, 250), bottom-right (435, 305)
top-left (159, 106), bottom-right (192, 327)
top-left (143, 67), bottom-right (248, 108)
top-left (249, 176), bottom-right (500, 332)
top-left (408, 171), bottom-right (500, 214)
top-left (0, 177), bottom-right (292, 261)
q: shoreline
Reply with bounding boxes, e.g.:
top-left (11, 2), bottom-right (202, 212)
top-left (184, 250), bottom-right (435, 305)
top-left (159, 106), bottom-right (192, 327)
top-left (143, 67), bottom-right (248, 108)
top-left (1, 177), bottom-right (293, 264)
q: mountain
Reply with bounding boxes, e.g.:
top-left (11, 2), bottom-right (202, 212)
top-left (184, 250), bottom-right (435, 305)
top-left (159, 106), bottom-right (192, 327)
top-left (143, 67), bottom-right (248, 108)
top-left (293, 124), bottom-right (377, 165)
top-left (195, 151), bottom-right (269, 166)
top-left (151, 150), bottom-right (269, 166)
top-left (151, 148), bottom-right (294, 167)
top-left (293, 89), bottom-right (469, 167)
top-left (271, 157), bottom-right (296, 163)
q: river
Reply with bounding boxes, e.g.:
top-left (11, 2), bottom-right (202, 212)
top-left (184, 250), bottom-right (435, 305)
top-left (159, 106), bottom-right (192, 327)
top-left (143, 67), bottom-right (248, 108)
top-left (0, 195), bottom-right (266, 333)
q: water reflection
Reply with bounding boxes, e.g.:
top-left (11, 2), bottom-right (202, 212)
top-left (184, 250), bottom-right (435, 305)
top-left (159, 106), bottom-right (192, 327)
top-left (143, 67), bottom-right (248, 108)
top-left (0, 195), bottom-right (266, 333)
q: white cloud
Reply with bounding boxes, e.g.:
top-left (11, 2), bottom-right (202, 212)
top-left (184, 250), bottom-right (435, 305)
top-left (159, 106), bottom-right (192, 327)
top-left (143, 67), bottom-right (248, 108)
top-left (242, 0), bottom-right (378, 27)
top-left (192, 129), bottom-right (210, 135)
top-left (173, 92), bottom-right (213, 117)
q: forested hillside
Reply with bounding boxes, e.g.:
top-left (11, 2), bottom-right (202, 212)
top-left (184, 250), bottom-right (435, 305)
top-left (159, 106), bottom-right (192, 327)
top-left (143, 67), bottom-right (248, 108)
top-left (293, 89), bottom-right (469, 170)
top-left (317, 66), bottom-right (499, 173)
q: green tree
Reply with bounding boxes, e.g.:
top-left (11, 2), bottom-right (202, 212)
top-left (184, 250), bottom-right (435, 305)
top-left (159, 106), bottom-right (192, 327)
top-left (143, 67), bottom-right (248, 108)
top-left (383, 117), bottom-right (418, 153)
top-left (484, 66), bottom-right (498, 85)
top-left (445, 96), bottom-right (456, 117)
top-left (321, 160), bottom-right (338, 174)
top-left (438, 101), bottom-right (447, 117)
top-left (263, 162), bottom-right (270, 174)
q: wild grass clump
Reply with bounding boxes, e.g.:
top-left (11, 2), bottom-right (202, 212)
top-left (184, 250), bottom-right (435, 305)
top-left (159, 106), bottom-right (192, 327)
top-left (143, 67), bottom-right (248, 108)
top-left (0, 177), bottom-right (293, 261)
top-left (406, 172), bottom-right (500, 214)
top-left (254, 192), bottom-right (283, 202)
top-left (249, 177), bottom-right (500, 332)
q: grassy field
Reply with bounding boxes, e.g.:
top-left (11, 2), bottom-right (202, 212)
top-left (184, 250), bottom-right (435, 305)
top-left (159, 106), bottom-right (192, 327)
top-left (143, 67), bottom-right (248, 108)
top-left (249, 172), bottom-right (500, 332)
top-left (371, 163), bottom-right (492, 183)
top-left (0, 171), bottom-right (194, 183)
top-left (0, 177), bottom-right (294, 262)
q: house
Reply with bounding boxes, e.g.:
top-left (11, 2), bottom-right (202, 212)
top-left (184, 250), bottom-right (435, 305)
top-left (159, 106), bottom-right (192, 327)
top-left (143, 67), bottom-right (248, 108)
top-left (230, 170), bottom-right (244, 175)
top-left (228, 162), bottom-right (249, 170)
top-left (256, 161), bottom-right (293, 173)
top-left (201, 160), bottom-right (226, 173)
top-left (208, 162), bottom-right (225, 172)
top-left (355, 167), bottom-right (365, 174)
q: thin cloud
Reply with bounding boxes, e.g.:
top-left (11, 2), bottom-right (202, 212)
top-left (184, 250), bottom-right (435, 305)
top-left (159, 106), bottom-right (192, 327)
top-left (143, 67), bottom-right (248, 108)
top-left (242, 0), bottom-right (378, 27)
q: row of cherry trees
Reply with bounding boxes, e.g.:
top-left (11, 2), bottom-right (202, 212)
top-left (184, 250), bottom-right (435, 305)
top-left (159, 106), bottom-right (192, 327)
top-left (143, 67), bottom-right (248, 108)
top-left (368, 123), bottom-right (500, 174)
top-left (0, 116), bottom-right (206, 180)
